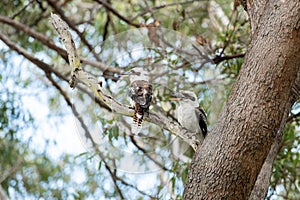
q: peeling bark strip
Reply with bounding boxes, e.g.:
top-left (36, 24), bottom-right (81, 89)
top-left (50, 13), bottom-right (81, 88)
top-left (184, 0), bottom-right (300, 199)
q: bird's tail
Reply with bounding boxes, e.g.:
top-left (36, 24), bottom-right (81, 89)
top-left (132, 104), bottom-right (144, 134)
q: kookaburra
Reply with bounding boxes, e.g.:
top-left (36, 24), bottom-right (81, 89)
top-left (127, 68), bottom-right (153, 134)
top-left (173, 91), bottom-right (207, 148)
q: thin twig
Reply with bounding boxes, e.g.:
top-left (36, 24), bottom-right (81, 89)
top-left (212, 53), bottom-right (245, 64)
top-left (46, 0), bottom-right (101, 61)
top-left (130, 136), bottom-right (172, 171)
top-left (45, 73), bottom-right (91, 140)
top-left (0, 15), bottom-right (121, 74)
top-left (0, 157), bottom-right (23, 184)
top-left (218, 9), bottom-right (239, 56)
top-left (190, 76), bottom-right (228, 86)
top-left (118, 118), bottom-right (172, 171)
top-left (94, 0), bottom-right (140, 27)
top-left (131, 0), bottom-right (196, 21)
top-left (0, 32), bottom-right (66, 80)
top-left (114, 174), bottom-right (157, 198)
top-left (46, 73), bottom-right (126, 199)
top-left (103, 161), bottom-right (125, 199)
top-left (287, 111), bottom-right (300, 122)
top-left (0, 31), bottom-right (111, 111)
top-left (11, 0), bottom-right (35, 19)
top-left (102, 12), bottom-right (111, 42)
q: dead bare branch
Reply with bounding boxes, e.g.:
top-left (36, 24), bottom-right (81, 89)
top-left (50, 13), bottom-right (201, 150)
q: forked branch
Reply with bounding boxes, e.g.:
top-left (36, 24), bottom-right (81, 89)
top-left (49, 13), bottom-right (201, 150)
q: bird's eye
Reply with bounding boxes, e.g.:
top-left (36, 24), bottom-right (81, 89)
top-left (189, 96), bottom-right (196, 101)
top-left (183, 93), bottom-right (195, 101)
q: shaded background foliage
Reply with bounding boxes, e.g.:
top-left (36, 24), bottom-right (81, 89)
top-left (0, 0), bottom-right (299, 199)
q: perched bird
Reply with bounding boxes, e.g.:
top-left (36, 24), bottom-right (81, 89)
top-left (172, 91), bottom-right (207, 156)
top-left (127, 68), bottom-right (153, 134)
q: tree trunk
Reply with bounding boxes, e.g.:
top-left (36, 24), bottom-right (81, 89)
top-left (184, 0), bottom-right (300, 199)
top-left (249, 71), bottom-right (299, 199)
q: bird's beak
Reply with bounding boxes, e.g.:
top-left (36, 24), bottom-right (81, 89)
top-left (120, 71), bottom-right (130, 77)
top-left (120, 70), bottom-right (138, 77)
top-left (170, 93), bottom-right (182, 101)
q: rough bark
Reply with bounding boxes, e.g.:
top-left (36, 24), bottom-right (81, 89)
top-left (184, 0), bottom-right (300, 199)
top-left (249, 71), bottom-right (300, 199)
top-left (249, 130), bottom-right (283, 199)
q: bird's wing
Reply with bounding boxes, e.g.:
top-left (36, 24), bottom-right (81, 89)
top-left (142, 84), bottom-right (152, 108)
top-left (131, 103), bottom-right (144, 134)
top-left (195, 107), bottom-right (207, 138)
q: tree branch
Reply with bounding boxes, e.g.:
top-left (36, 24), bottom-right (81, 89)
top-left (0, 157), bottom-right (23, 184)
top-left (94, 0), bottom-right (140, 28)
top-left (102, 12), bottom-right (111, 42)
top-left (46, 0), bottom-right (101, 61)
top-left (0, 15), bottom-right (67, 60)
top-left (0, 185), bottom-right (9, 200)
top-left (11, 0), bottom-right (35, 19)
top-left (249, 130), bottom-right (284, 199)
top-left (46, 72), bottom-right (128, 199)
top-left (103, 162), bottom-right (125, 199)
top-left (287, 111), bottom-right (300, 122)
top-left (0, 15), bottom-right (121, 74)
top-left (45, 73), bottom-right (94, 142)
top-left (0, 31), bottom-right (110, 111)
top-left (130, 0), bottom-right (196, 21)
top-left (217, 9), bottom-right (239, 57)
top-left (0, 31), bottom-right (66, 80)
top-left (250, 66), bottom-right (300, 199)
top-left (190, 77), bottom-right (227, 86)
top-left (130, 135), bottom-right (172, 172)
top-left (114, 173), bottom-right (157, 199)
top-left (50, 13), bottom-right (201, 150)
top-left (212, 53), bottom-right (245, 64)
